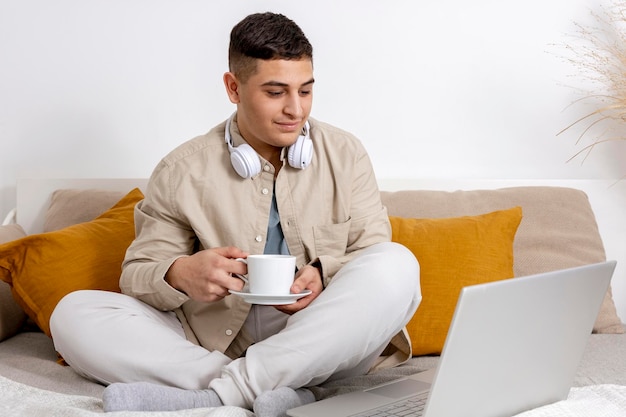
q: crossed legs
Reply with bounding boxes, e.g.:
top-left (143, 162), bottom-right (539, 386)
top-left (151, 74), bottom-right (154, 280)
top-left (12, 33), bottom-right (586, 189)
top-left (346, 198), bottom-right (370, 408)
top-left (50, 242), bottom-right (421, 411)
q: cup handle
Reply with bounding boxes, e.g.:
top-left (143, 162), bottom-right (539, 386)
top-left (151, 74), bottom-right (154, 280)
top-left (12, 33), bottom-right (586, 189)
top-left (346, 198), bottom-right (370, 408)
top-left (232, 258), bottom-right (248, 284)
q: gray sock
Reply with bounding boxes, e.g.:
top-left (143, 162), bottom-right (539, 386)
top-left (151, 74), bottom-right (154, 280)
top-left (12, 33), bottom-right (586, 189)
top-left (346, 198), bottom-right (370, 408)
top-left (102, 382), bottom-right (223, 412)
top-left (253, 387), bottom-right (315, 417)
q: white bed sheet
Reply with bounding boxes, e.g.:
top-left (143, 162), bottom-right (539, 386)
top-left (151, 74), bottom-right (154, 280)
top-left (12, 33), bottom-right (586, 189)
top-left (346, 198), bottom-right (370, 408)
top-left (2, 374), bottom-right (626, 417)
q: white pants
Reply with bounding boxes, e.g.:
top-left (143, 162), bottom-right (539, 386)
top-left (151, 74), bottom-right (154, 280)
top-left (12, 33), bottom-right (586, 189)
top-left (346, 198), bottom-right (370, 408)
top-left (50, 242), bottom-right (420, 408)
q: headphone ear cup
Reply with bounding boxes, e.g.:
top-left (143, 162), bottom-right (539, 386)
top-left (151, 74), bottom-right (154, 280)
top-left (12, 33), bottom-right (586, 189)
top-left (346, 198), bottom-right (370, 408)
top-left (230, 143), bottom-right (261, 178)
top-left (287, 135), bottom-right (313, 169)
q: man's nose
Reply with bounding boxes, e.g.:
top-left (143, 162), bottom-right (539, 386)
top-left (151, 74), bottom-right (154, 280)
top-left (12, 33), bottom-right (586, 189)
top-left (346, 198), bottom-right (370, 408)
top-left (284, 94), bottom-right (304, 118)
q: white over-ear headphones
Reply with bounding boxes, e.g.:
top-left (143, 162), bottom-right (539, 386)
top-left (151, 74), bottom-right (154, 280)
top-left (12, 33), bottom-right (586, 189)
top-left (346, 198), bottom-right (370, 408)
top-left (225, 114), bottom-right (313, 179)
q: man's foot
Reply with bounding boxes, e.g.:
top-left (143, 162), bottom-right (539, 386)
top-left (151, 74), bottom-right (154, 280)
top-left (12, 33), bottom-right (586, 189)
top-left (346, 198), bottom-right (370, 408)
top-left (253, 387), bottom-right (315, 417)
top-left (102, 382), bottom-right (223, 412)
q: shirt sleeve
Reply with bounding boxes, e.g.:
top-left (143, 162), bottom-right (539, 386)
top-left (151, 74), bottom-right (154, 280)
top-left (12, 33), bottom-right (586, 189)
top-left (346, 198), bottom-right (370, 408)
top-left (119, 160), bottom-right (193, 311)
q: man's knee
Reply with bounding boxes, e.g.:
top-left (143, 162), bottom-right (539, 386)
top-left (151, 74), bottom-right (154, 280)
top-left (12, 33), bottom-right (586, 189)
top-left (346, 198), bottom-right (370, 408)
top-left (50, 290), bottom-right (94, 335)
top-left (364, 242), bottom-right (420, 287)
top-left (339, 242), bottom-right (421, 307)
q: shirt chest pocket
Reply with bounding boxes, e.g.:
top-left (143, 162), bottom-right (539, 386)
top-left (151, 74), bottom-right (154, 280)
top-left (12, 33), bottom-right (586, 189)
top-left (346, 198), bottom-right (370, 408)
top-left (312, 217), bottom-right (352, 258)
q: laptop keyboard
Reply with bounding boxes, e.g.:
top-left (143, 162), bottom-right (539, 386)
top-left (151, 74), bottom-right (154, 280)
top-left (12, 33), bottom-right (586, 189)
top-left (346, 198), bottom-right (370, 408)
top-left (352, 392), bottom-right (428, 417)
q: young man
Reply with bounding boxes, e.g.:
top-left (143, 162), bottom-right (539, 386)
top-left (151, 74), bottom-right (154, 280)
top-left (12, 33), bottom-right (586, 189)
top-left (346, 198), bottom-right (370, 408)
top-left (50, 12), bottom-right (421, 416)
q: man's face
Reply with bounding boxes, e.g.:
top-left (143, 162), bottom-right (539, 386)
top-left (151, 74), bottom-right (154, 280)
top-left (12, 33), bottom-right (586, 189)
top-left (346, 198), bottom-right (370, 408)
top-left (224, 58), bottom-right (314, 160)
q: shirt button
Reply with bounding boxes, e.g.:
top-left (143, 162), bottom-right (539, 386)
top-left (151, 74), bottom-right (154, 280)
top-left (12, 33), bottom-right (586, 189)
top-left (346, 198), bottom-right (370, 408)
top-left (255, 235), bottom-right (263, 242)
top-left (225, 329), bottom-right (233, 336)
top-left (262, 188), bottom-right (269, 195)
top-left (263, 164), bottom-right (271, 172)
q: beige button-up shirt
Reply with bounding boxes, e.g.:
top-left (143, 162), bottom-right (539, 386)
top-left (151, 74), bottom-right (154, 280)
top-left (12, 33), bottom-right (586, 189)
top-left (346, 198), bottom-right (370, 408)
top-left (120, 117), bottom-right (410, 365)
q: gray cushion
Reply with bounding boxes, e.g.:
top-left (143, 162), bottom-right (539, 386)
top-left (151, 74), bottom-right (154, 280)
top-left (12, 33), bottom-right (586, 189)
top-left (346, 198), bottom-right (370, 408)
top-left (0, 224), bottom-right (28, 341)
top-left (44, 189), bottom-right (127, 232)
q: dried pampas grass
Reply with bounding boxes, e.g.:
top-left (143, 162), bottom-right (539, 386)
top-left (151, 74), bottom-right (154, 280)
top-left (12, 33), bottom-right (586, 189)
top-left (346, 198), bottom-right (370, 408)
top-left (558, 1), bottom-right (626, 165)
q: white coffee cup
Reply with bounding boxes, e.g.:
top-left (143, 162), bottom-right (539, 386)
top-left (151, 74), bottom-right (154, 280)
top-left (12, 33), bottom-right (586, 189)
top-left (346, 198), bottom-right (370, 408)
top-left (235, 255), bottom-right (296, 295)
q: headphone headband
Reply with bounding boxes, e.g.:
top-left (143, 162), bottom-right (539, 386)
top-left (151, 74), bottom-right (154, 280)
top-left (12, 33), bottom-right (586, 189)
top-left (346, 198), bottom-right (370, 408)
top-left (225, 114), bottom-right (313, 178)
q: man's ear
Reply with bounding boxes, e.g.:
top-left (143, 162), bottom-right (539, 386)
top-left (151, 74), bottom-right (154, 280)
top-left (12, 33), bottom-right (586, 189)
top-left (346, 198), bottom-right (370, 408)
top-left (223, 72), bottom-right (240, 104)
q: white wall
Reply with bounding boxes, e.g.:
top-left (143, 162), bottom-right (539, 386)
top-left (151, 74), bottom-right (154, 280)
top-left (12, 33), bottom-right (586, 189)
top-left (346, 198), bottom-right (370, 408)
top-left (1, 0), bottom-right (625, 318)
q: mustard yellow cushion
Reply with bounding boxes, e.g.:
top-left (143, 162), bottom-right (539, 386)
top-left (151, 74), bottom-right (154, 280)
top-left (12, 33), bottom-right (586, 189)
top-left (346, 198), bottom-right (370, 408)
top-left (390, 206), bottom-right (523, 356)
top-left (0, 188), bottom-right (143, 336)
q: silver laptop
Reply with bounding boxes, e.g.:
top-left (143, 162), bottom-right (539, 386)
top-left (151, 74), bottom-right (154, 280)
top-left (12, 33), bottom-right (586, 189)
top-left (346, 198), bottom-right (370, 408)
top-left (288, 261), bottom-right (617, 417)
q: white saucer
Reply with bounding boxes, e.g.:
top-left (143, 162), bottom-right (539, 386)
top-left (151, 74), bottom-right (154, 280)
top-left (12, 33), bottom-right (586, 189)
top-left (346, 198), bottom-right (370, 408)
top-left (228, 289), bottom-right (312, 305)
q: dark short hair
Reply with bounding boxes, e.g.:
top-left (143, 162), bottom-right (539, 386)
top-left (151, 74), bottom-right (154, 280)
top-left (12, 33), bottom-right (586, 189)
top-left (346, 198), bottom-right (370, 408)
top-left (228, 12), bottom-right (313, 82)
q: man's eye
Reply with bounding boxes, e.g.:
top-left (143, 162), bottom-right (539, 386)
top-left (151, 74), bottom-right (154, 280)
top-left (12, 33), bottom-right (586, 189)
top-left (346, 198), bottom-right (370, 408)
top-left (267, 91), bottom-right (283, 97)
top-left (300, 90), bottom-right (312, 96)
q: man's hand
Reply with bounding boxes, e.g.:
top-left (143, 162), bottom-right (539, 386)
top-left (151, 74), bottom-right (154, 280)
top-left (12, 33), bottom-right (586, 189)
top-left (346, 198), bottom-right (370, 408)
top-left (275, 264), bottom-right (323, 314)
top-left (165, 246), bottom-right (249, 302)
